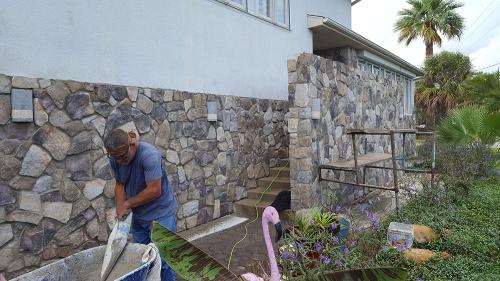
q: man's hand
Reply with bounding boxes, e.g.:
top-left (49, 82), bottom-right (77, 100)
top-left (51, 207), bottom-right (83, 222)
top-left (116, 200), bottom-right (131, 221)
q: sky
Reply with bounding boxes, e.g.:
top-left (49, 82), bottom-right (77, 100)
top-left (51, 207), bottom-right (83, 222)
top-left (352, 0), bottom-right (500, 73)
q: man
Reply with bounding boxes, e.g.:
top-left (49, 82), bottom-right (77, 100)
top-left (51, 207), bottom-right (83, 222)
top-left (104, 128), bottom-right (177, 281)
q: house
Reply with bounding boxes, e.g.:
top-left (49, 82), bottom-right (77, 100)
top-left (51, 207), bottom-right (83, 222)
top-left (0, 0), bottom-right (422, 278)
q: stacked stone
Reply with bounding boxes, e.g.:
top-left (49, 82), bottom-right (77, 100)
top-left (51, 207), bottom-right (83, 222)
top-left (0, 74), bottom-right (288, 278)
top-left (287, 53), bottom-right (415, 210)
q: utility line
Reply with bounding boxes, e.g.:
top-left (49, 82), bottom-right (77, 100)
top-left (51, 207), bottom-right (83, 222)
top-left (476, 62), bottom-right (500, 71)
top-left (462, 20), bottom-right (500, 56)
top-left (463, 0), bottom-right (496, 38)
top-left (459, 1), bottom-right (500, 54)
top-left (461, 0), bottom-right (498, 42)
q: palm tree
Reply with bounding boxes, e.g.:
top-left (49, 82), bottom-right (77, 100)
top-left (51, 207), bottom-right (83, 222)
top-left (395, 0), bottom-right (464, 58)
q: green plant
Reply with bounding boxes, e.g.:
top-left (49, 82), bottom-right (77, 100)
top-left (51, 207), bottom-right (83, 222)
top-left (312, 212), bottom-right (339, 231)
top-left (394, 0), bottom-right (464, 58)
top-left (415, 51), bottom-right (472, 127)
top-left (152, 223), bottom-right (238, 281)
top-left (462, 70), bottom-right (500, 111)
top-left (436, 106), bottom-right (500, 144)
top-left (279, 206), bottom-right (384, 280)
top-left (436, 142), bottom-right (498, 196)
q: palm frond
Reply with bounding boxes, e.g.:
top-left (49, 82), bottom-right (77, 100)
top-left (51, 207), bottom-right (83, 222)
top-left (152, 223), bottom-right (239, 281)
top-left (436, 106), bottom-right (500, 144)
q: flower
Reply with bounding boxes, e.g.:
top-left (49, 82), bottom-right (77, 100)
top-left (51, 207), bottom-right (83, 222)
top-left (335, 205), bottom-right (341, 213)
top-left (314, 243), bottom-right (324, 251)
top-left (355, 227), bottom-right (364, 234)
top-left (416, 278), bottom-right (424, 281)
top-left (335, 259), bottom-right (343, 265)
top-left (397, 244), bottom-right (407, 252)
top-left (356, 205), bottom-right (365, 212)
top-left (331, 223), bottom-right (338, 230)
top-left (281, 252), bottom-right (290, 259)
top-left (324, 257), bottom-right (331, 264)
top-left (343, 247), bottom-right (350, 255)
top-left (291, 255), bottom-right (297, 262)
top-left (351, 240), bottom-right (357, 246)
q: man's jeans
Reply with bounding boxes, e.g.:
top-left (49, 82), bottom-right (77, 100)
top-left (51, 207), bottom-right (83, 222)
top-left (131, 214), bottom-right (176, 281)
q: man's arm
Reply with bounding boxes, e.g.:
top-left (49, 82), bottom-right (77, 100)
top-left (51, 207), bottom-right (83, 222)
top-left (123, 178), bottom-right (162, 210)
top-left (115, 181), bottom-right (129, 220)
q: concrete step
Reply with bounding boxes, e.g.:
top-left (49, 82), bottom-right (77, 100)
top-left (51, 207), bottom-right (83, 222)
top-left (234, 198), bottom-right (271, 218)
top-left (247, 187), bottom-right (290, 201)
top-left (234, 198), bottom-right (293, 220)
top-left (269, 167), bottom-right (290, 177)
top-left (257, 177), bottom-right (290, 190)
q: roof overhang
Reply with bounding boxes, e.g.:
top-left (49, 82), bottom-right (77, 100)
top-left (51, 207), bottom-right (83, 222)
top-left (308, 15), bottom-right (424, 77)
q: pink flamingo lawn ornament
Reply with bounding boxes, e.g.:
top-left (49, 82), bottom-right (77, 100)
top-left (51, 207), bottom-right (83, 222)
top-left (241, 206), bottom-right (283, 281)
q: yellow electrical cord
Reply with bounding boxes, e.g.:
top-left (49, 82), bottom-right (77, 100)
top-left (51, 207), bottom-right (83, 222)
top-left (227, 160), bottom-right (290, 270)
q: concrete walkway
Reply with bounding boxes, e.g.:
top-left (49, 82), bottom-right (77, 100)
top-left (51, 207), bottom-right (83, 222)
top-left (178, 215), bottom-right (282, 276)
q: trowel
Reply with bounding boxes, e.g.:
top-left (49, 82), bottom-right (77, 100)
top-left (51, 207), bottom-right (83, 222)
top-left (100, 213), bottom-right (133, 281)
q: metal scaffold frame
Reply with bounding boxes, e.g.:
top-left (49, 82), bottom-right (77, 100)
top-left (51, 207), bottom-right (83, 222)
top-left (318, 128), bottom-right (436, 213)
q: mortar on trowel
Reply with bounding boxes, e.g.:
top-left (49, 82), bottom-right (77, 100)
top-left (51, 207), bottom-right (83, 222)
top-left (101, 213), bottom-right (133, 281)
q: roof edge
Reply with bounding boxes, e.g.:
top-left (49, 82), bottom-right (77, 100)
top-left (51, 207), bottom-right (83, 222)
top-left (308, 15), bottom-right (424, 76)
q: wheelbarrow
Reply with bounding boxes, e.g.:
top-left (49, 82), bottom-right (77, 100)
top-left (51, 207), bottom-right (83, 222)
top-left (10, 243), bottom-right (161, 281)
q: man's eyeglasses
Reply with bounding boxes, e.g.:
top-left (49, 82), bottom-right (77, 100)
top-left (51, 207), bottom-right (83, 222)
top-left (107, 143), bottom-right (130, 162)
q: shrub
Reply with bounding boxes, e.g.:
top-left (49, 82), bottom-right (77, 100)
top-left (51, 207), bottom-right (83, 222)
top-left (437, 142), bottom-right (497, 196)
top-left (415, 139), bottom-right (497, 195)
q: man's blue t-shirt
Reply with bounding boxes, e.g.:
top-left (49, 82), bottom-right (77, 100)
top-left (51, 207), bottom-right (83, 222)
top-left (110, 142), bottom-right (177, 221)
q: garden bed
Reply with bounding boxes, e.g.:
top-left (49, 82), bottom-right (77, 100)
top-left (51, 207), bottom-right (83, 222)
top-left (277, 141), bottom-right (499, 280)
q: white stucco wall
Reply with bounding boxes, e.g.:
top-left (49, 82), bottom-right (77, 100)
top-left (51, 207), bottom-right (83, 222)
top-left (0, 0), bottom-right (351, 100)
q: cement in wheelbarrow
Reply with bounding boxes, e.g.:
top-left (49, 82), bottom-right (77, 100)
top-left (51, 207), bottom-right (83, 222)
top-left (11, 243), bottom-right (152, 281)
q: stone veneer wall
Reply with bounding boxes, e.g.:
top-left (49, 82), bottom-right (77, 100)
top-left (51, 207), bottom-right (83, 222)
top-left (288, 53), bottom-right (415, 210)
top-left (0, 74), bottom-right (288, 278)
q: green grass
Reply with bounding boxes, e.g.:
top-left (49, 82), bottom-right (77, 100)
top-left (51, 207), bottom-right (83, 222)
top-left (376, 177), bottom-right (500, 281)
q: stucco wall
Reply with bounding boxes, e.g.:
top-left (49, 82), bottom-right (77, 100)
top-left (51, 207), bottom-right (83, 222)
top-left (288, 53), bottom-right (415, 210)
top-left (0, 74), bottom-right (288, 278)
top-left (0, 0), bottom-right (351, 101)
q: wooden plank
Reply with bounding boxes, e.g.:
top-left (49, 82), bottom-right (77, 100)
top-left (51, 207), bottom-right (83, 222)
top-left (346, 128), bottom-right (417, 135)
top-left (346, 128), bottom-right (391, 135)
top-left (322, 153), bottom-right (392, 169)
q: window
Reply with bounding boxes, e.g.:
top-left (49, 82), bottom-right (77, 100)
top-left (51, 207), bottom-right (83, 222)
top-left (385, 70), bottom-right (392, 79)
top-left (404, 78), bottom-right (414, 115)
top-left (358, 61), bottom-right (366, 70)
top-left (275, 0), bottom-right (287, 25)
top-left (228, 0), bottom-right (246, 9)
top-left (215, 0), bottom-right (289, 28)
top-left (366, 63), bottom-right (373, 73)
top-left (258, 0), bottom-right (271, 18)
